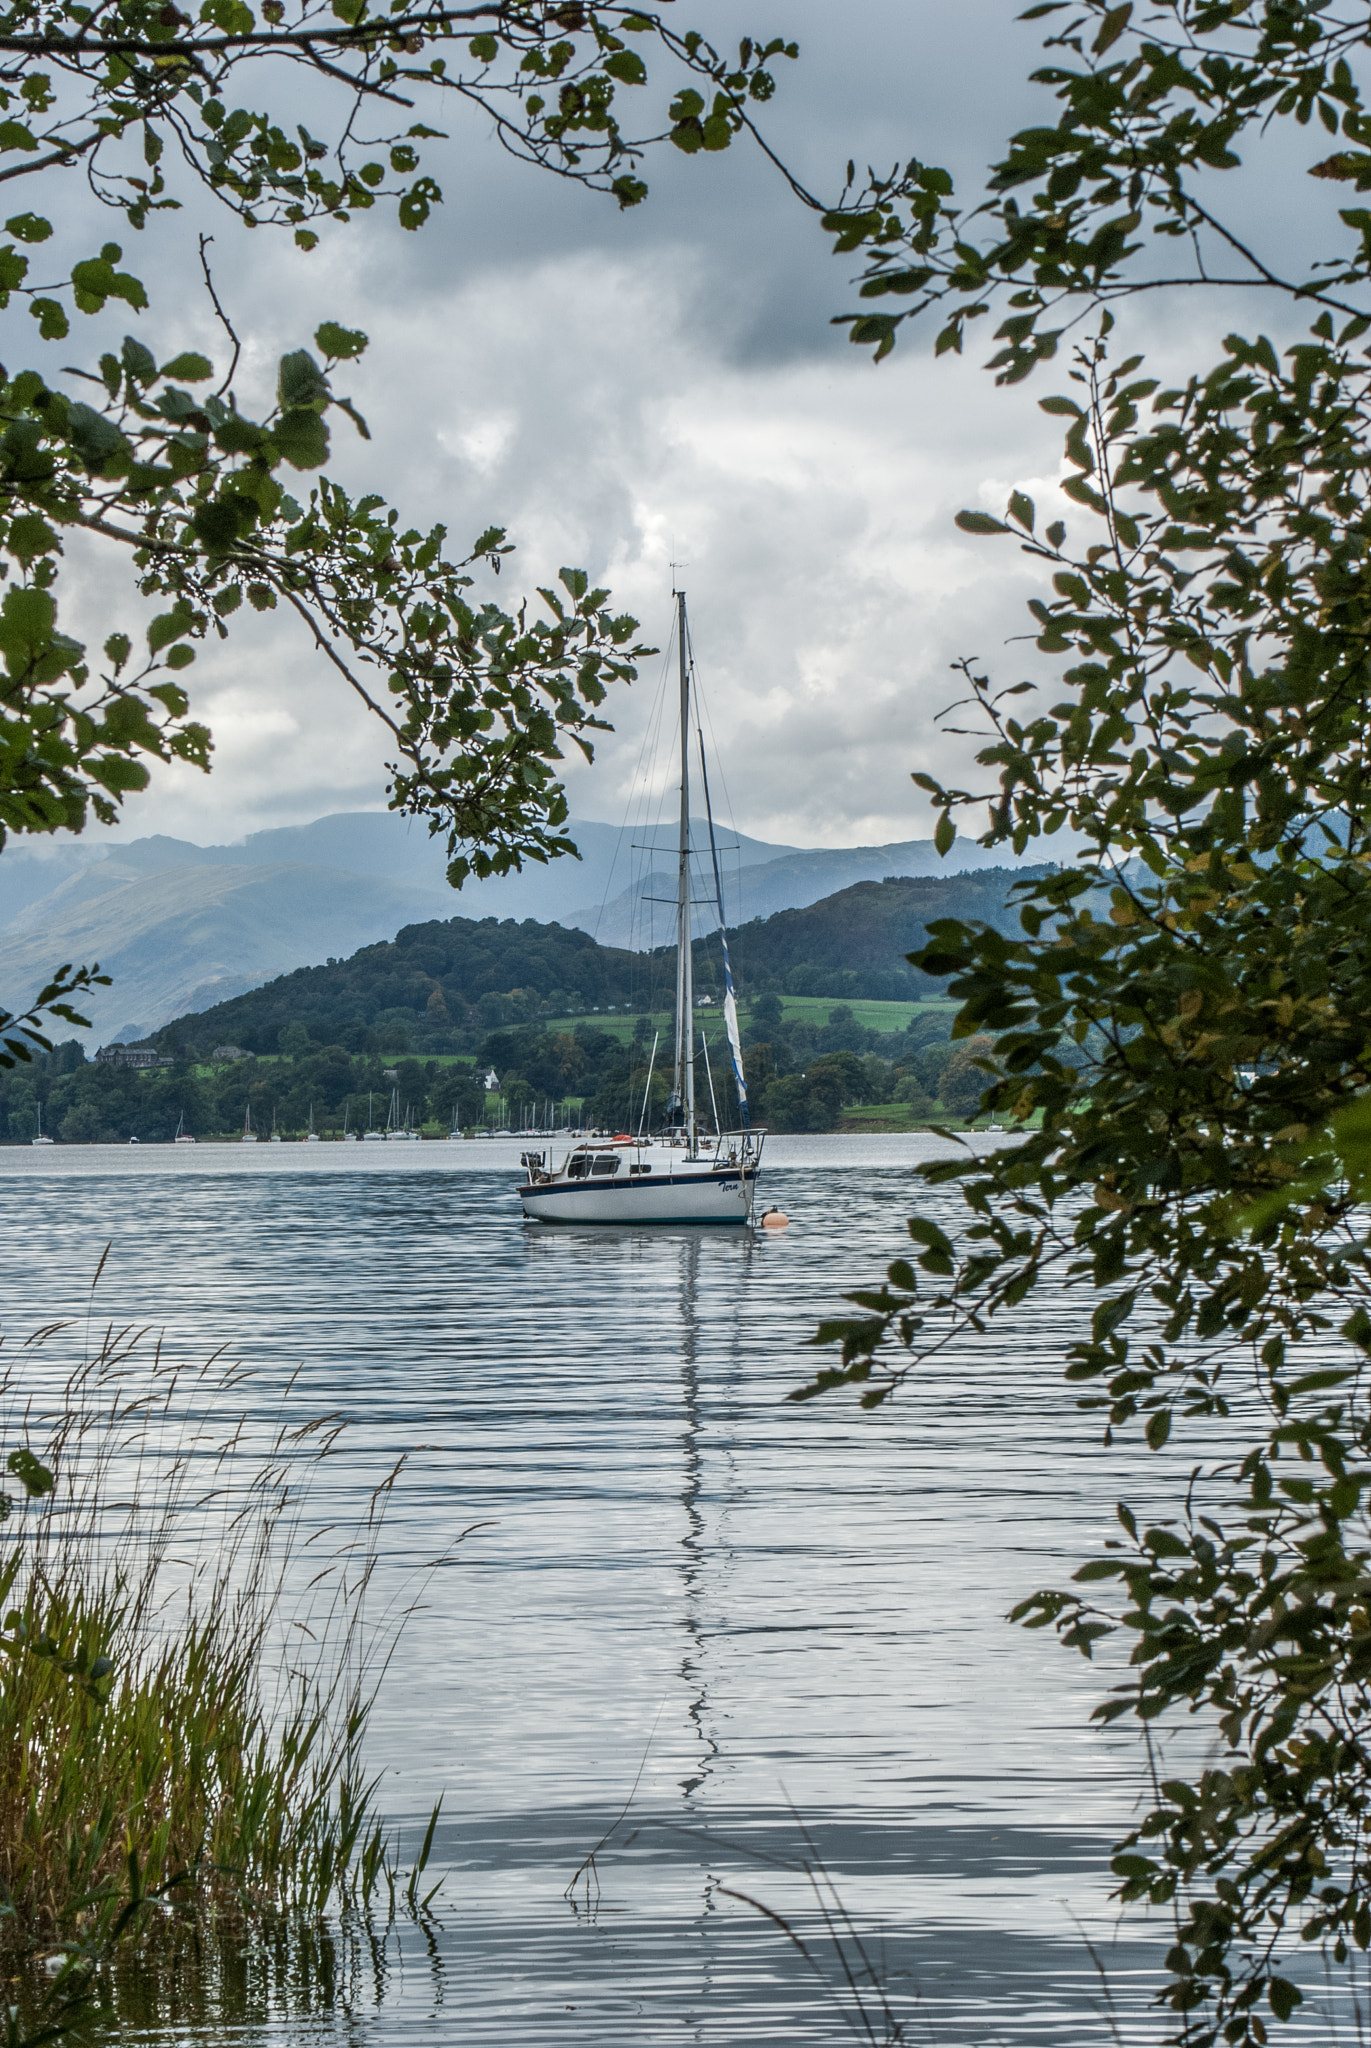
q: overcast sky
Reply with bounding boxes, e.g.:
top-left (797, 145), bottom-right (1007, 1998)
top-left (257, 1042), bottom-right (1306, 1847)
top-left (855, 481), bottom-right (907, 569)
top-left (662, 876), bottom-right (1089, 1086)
top-left (40, 1), bottom-right (1333, 857)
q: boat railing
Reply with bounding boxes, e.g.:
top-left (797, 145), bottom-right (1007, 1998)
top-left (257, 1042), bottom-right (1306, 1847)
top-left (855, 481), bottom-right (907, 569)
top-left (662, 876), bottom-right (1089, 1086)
top-left (710, 1127), bottom-right (765, 1168)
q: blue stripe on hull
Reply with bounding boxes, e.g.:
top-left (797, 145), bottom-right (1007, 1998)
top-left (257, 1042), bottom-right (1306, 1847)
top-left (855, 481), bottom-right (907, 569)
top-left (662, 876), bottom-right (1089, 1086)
top-left (517, 1173), bottom-right (752, 1198)
top-left (518, 1168), bottom-right (757, 1225)
top-left (523, 1214), bottom-right (749, 1226)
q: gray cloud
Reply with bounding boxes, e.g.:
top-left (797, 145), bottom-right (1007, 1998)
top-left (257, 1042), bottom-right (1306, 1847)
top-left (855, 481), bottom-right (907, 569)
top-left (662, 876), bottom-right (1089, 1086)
top-left (26, 2), bottom-right (1327, 865)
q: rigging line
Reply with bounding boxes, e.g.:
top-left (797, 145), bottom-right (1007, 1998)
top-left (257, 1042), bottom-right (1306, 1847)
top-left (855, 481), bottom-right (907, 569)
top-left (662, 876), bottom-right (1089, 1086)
top-left (696, 721), bottom-right (750, 1133)
top-left (692, 631), bottom-right (745, 865)
top-left (590, 617), bottom-right (677, 946)
top-left (692, 708), bottom-right (746, 956)
top-left (700, 1030), bottom-right (721, 1135)
top-left (684, 606), bottom-right (749, 970)
top-left (628, 613), bottom-right (679, 971)
top-left (637, 1031), bottom-right (659, 1140)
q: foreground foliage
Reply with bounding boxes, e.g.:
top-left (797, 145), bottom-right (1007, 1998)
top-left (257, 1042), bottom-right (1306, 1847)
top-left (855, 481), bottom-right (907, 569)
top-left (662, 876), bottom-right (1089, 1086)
top-left (796, 3), bottom-right (1371, 2041)
top-left (0, 1308), bottom-right (421, 1990)
top-left (0, 4), bottom-right (799, 1064)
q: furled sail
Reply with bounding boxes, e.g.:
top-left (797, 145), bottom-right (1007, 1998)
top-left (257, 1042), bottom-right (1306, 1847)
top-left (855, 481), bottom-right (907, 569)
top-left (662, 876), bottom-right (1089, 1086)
top-left (699, 732), bottom-right (749, 1130)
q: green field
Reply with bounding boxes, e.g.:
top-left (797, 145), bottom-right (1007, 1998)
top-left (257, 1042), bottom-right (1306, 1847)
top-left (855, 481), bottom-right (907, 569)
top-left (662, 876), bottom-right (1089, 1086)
top-left (531, 995), bottom-right (955, 1045)
top-left (197, 994), bottom-right (953, 1071)
top-left (762, 994), bottom-right (955, 1033)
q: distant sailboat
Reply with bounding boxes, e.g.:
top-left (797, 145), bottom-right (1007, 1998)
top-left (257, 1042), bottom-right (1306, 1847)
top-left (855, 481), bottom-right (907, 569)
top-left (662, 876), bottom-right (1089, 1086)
top-left (241, 1103), bottom-right (258, 1143)
top-left (174, 1111), bottom-right (196, 1146)
top-left (363, 1089), bottom-right (383, 1141)
top-left (269, 1108), bottom-right (283, 1144)
top-left (304, 1102), bottom-right (321, 1143)
top-left (518, 590), bottom-right (762, 1224)
top-left (385, 1086), bottom-right (419, 1139)
top-left (30, 1102), bottom-right (53, 1146)
top-left (341, 1104), bottom-right (358, 1142)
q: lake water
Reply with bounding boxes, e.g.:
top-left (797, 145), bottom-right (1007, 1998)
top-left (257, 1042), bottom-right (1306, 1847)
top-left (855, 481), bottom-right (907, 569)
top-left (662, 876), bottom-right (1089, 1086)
top-left (0, 1137), bottom-right (1337, 2044)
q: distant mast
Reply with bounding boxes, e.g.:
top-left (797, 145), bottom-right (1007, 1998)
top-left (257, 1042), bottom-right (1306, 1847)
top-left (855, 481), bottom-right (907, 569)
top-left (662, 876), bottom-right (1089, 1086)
top-left (671, 588), bottom-right (695, 1143)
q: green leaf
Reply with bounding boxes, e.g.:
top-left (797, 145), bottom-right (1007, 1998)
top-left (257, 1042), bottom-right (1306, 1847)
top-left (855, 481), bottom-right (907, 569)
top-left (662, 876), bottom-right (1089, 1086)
top-left (66, 403), bottom-right (129, 472)
top-left (955, 510), bottom-right (1010, 535)
top-left (1145, 1409), bottom-right (1172, 1450)
top-left (159, 351), bottom-right (214, 382)
top-left (147, 605), bottom-right (195, 653)
top-left (332, 395), bottom-right (370, 441)
top-left (1285, 1367), bottom-right (1353, 1395)
top-left (214, 414), bottom-right (269, 457)
top-left (192, 498), bottom-right (241, 550)
top-left (934, 810), bottom-right (956, 856)
top-left (5, 1448), bottom-right (53, 1498)
top-left (4, 513), bottom-right (58, 567)
top-left (397, 178), bottom-right (440, 230)
top-left (907, 1215), bottom-right (954, 1256)
top-left (272, 409), bottom-right (330, 470)
top-left (1008, 490), bottom-right (1035, 531)
top-left (4, 213), bottom-right (50, 243)
top-left (0, 583), bottom-right (61, 675)
top-left (314, 321), bottom-right (368, 361)
top-left (0, 245), bottom-right (28, 297)
top-left (277, 348), bottom-right (329, 413)
top-left (1269, 1979), bottom-right (1302, 2022)
top-left (1091, 1291), bottom-right (1136, 1342)
top-left (29, 297), bottom-right (68, 339)
top-left (121, 335), bottom-right (157, 387)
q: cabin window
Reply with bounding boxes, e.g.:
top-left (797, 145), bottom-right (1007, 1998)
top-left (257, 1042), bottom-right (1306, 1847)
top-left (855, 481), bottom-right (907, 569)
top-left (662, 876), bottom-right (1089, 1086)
top-left (630, 1163), bottom-right (653, 1175)
top-left (567, 1158), bottom-right (590, 1180)
top-left (591, 1155), bottom-right (621, 1176)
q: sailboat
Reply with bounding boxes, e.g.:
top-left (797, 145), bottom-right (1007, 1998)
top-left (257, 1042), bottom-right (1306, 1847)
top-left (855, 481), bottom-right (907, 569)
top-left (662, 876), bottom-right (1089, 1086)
top-left (385, 1085), bottom-right (419, 1139)
top-left (241, 1102), bottom-right (258, 1143)
top-left (30, 1102), bottom-right (53, 1146)
top-left (341, 1104), bottom-right (358, 1142)
top-left (363, 1089), bottom-right (383, 1141)
top-left (174, 1111), bottom-right (196, 1145)
top-left (269, 1108), bottom-right (283, 1143)
top-left (518, 590), bottom-right (763, 1224)
top-left (304, 1102), bottom-right (320, 1143)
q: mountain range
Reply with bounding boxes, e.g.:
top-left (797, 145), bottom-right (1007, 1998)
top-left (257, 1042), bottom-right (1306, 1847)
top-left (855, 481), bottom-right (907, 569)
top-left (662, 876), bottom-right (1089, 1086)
top-left (0, 809), bottom-right (1046, 1044)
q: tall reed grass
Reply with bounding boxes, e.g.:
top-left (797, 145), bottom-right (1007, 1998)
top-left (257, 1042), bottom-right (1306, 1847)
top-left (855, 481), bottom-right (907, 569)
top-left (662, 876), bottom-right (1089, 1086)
top-left (0, 1291), bottom-right (425, 1969)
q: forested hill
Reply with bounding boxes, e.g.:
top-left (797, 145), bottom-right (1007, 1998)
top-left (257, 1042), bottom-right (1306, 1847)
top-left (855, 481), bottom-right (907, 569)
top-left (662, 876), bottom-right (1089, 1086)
top-left (156, 916), bottom-right (646, 1056)
top-left (150, 865), bottom-right (1052, 1056)
top-left (715, 867), bottom-right (1051, 1003)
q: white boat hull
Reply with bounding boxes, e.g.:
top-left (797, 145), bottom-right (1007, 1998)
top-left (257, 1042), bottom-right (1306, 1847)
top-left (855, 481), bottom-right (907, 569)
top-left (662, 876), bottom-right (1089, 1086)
top-left (520, 1163), bottom-right (758, 1225)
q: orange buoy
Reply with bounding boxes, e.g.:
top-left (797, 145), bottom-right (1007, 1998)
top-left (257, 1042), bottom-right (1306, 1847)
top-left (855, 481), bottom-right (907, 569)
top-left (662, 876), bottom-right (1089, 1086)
top-left (760, 1207), bottom-right (790, 1229)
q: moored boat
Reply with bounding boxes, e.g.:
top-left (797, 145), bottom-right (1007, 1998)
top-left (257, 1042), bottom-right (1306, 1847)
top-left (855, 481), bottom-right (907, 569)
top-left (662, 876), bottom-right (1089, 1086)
top-left (518, 590), bottom-right (762, 1226)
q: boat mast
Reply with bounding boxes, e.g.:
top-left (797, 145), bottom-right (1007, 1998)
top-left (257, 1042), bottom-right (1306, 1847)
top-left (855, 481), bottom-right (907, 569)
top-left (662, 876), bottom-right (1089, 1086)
top-left (672, 589), bottom-right (695, 1144)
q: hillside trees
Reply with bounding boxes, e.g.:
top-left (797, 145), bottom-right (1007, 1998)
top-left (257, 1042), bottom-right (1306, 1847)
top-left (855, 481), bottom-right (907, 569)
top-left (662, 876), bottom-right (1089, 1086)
top-left (785, 3), bottom-right (1371, 2040)
top-left (0, 4), bottom-right (798, 1062)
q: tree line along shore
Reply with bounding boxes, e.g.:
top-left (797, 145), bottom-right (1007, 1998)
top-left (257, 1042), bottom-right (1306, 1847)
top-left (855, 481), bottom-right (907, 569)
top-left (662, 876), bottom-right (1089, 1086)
top-left (0, 995), bottom-right (1073, 1143)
